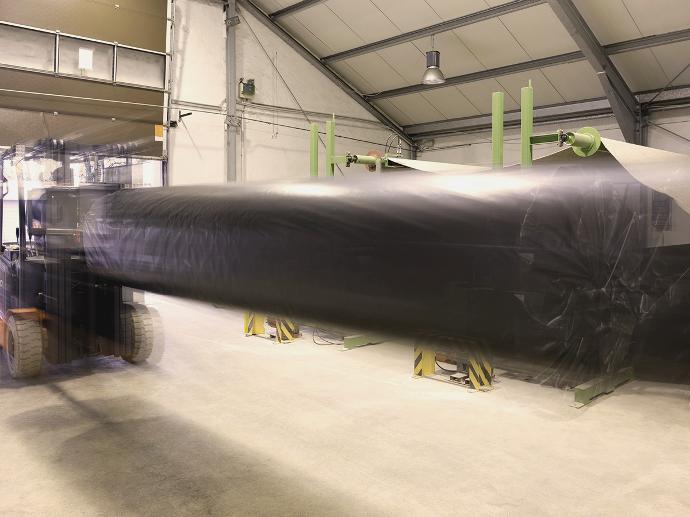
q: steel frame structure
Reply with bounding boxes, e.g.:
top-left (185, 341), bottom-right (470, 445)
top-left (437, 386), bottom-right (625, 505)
top-left (253, 0), bottom-right (690, 144)
top-left (0, 20), bottom-right (168, 93)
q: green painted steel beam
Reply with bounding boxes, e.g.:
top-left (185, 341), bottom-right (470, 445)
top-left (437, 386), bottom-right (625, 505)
top-left (520, 80), bottom-right (533, 167)
top-left (492, 91), bottom-right (504, 169)
top-left (325, 118), bottom-right (335, 176)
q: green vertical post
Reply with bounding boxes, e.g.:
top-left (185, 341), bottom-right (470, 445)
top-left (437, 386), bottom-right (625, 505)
top-left (309, 123), bottom-right (319, 177)
top-left (325, 116), bottom-right (335, 176)
top-left (521, 80), bottom-right (533, 168)
top-left (491, 91), bottom-right (504, 169)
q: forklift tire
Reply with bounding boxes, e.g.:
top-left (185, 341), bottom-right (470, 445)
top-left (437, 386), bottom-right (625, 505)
top-left (121, 303), bottom-right (154, 364)
top-left (5, 316), bottom-right (43, 379)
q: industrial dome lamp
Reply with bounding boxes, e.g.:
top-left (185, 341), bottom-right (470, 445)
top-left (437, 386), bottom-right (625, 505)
top-left (421, 35), bottom-right (445, 85)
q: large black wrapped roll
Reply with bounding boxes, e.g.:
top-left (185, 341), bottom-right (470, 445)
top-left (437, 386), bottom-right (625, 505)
top-left (83, 160), bottom-right (656, 379)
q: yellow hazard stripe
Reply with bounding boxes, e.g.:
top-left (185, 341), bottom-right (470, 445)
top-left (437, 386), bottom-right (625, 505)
top-left (469, 357), bottom-right (489, 386)
top-left (414, 347), bottom-right (423, 375)
top-left (468, 370), bottom-right (481, 389)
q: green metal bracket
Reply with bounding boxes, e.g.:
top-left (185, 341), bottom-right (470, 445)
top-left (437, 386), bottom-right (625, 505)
top-left (530, 127), bottom-right (602, 157)
top-left (520, 80), bottom-right (533, 168)
top-left (492, 91), bottom-right (504, 169)
top-left (530, 133), bottom-right (559, 144)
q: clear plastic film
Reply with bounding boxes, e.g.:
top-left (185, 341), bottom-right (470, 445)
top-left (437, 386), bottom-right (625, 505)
top-left (82, 145), bottom-right (690, 386)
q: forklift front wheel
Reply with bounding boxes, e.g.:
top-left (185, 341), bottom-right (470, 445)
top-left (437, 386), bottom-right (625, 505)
top-left (121, 303), bottom-right (154, 364)
top-left (5, 316), bottom-right (43, 379)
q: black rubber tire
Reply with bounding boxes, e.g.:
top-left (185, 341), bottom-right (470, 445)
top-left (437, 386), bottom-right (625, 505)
top-left (5, 316), bottom-right (43, 379)
top-left (120, 303), bottom-right (154, 364)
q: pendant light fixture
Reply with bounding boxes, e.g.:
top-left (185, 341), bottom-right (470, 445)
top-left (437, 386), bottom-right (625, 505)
top-left (421, 34), bottom-right (445, 85)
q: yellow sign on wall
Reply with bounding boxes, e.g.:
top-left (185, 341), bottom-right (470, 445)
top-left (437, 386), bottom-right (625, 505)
top-left (154, 124), bottom-right (164, 142)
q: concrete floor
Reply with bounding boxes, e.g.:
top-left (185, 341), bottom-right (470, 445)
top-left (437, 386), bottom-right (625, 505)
top-left (1, 294), bottom-right (690, 516)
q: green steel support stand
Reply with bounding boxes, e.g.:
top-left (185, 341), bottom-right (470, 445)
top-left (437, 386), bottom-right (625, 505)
top-left (520, 80), bottom-right (533, 168)
top-left (325, 116), bottom-right (335, 176)
top-left (310, 123), bottom-right (319, 177)
top-left (343, 334), bottom-right (382, 350)
top-left (492, 91), bottom-right (504, 169)
top-left (572, 367), bottom-right (634, 407)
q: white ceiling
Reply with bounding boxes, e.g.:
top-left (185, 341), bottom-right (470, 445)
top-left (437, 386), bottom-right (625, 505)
top-left (253, 0), bottom-right (690, 127)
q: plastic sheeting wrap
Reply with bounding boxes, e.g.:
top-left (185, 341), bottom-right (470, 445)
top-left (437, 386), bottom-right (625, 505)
top-left (82, 146), bottom-right (690, 384)
top-left (387, 157), bottom-right (490, 173)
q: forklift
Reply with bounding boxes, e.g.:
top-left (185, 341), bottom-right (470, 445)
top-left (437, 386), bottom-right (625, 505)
top-left (0, 140), bottom-right (157, 378)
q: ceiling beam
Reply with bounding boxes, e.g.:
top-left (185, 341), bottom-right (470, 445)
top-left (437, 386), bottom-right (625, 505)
top-left (236, 0), bottom-right (414, 147)
top-left (270, 0), bottom-right (323, 20)
top-left (364, 26), bottom-right (690, 101)
top-left (365, 51), bottom-right (583, 101)
top-left (546, 0), bottom-right (639, 143)
top-left (405, 86), bottom-right (690, 139)
top-left (605, 27), bottom-right (690, 54)
top-left (322, 0), bottom-right (544, 64)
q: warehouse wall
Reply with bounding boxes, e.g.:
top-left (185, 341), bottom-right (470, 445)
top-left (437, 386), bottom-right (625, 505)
top-left (168, 0), bottom-right (405, 186)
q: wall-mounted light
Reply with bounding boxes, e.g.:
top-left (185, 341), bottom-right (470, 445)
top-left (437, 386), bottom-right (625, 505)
top-left (421, 35), bottom-right (445, 85)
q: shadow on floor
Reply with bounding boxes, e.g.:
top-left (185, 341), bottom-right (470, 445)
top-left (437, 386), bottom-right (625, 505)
top-left (0, 353), bottom-right (158, 390)
top-left (6, 385), bottom-right (375, 516)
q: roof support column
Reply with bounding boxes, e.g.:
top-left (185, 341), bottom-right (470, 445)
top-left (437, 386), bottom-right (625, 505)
top-left (225, 0), bottom-right (239, 182)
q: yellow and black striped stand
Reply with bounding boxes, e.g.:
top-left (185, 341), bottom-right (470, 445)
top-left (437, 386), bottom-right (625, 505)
top-left (467, 349), bottom-right (493, 390)
top-left (244, 312), bottom-right (266, 336)
top-left (276, 318), bottom-right (297, 343)
top-left (414, 345), bottom-right (435, 377)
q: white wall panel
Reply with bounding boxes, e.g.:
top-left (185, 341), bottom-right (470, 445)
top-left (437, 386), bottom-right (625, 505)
top-left (650, 41), bottom-right (690, 88)
top-left (329, 61), bottom-right (377, 93)
top-left (376, 43), bottom-right (427, 85)
top-left (372, 0), bottom-right (442, 32)
top-left (622, 0), bottom-right (690, 37)
top-left (541, 61), bottom-right (605, 102)
top-left (170, 0), bottom-right (402, 186)
top-left (454, 18), bottom-right (530, 69)
top-left (499, 4), bottom-right (578, 59)
top-left (278, 16), bottom-right (333, 57)
top-left (573, 0), bottom-right (640, 44)
top-left (327, 0), bottom-right (400, 44)
top-left (611, 49), bottom-right (669, 92)
top-left (388, 93), bottom-right (446, 123)
top-left (337, 53), bottom-right (408, 93)
top-left (421, 87), bottom-right (481, 119)
top-left (292, 4), bottom-right (363, 54)
top-left (425, 0), bottom-right (491, 21)
top-left (372, 98), bottom-right (415, 126)
top-left (172, 0), bottom-right (226, 106)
